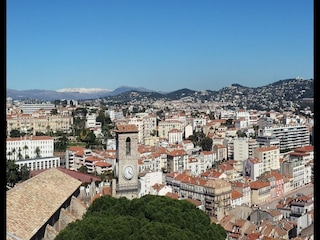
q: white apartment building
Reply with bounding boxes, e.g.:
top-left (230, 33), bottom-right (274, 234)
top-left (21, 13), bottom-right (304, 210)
top-left (236, 109), bottom-right (250, 126)
top-left (65, 146), bottom-right (93, 170)
top-left (184, 124), bottom-right (193, 139)
top-left (20, 103), bottom-right (55, 114)
top-left (158, 120), bottom-right (184, 139)
top-left (166, 149), bottom-right (189, 173)
top-left (231, 189), bottom-right (243, 208)
top-left (192, 117), bottom-right (207, 132)
top-left (168, 129), bottom-right (183, 144)
top-left (253, 146), bottom-right (280, 172)
top-left (6, 136), bottom-right (54, 160)
top-left (138, 171), bottom-right (164, 197)
top-left (249, 110), bottom-right (259, 126)
top-left (188, 157), bottom-right (205, 176)
top-left (107, 109), bottom-right (124, 121)
top-left (233, 138), bottom-right (249, 162)
top-left (235, 118), bottom-right (248, 130)
top-left (124, 114), bottom-right (157, 144)
top-left (85, 113), bottom-right (98, 128)
top-left (202, 151), bottom-right (216, 169)
top-left (258, 124), bottom-right (310, 151)
top-left (219, 109), bottom-right (235, 119)
top-left (281, 156), bottom-right (311, 189)
top-left (256, 135), bottom-right (280, 148)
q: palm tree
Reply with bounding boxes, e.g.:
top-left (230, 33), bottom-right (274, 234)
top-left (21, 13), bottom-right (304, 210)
top-left (23, 145), bottom-right (28, 159)
top-left (18, 147), bottom-right (23, 160)
top-left (7, 151), bottom-right (12, 161)
top-left (11, 148), bottom-right (16, 161)
top-left (35, 147), bottom-right (41, 158)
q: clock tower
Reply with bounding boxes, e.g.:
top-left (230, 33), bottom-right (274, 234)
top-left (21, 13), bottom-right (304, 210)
top-left (111, 124), bottom-right (139, 200)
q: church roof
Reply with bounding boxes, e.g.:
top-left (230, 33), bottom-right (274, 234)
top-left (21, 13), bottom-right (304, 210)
top-left (7, 168), bottom-right (82, 240)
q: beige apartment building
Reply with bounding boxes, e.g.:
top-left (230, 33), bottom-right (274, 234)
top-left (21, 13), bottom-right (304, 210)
top-left (7, 112), bottom-right (73, 135)
top-left (158, 119), bottom-right (184, 139)
top-left (165, 172), bottom-right (232, 220)
top-left (253, 145), bottom-right (280, 172)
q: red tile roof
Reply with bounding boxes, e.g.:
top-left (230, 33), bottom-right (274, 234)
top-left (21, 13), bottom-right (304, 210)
top-left (30, 167), bottom-right (101, 183)
top-left (231, 189), bottom-right (243, 200)
top-left (115, 124), bottom-right (138, 132)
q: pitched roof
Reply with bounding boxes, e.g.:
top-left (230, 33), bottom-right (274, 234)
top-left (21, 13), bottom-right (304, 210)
top-left (231, 189), bottom-right (243, 200)
top-left (115, 124), bottom-right (138, 132)
top-left (7, 168), bottom-right (82, 240)
top-left (30, 167), bottom-right (101, 183)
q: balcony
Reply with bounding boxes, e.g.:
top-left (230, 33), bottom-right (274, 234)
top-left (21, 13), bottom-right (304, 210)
top-left (116, 183), bottom-right (138, 191)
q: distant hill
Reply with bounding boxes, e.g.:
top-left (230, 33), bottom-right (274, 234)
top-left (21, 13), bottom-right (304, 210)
top-left (6, 86), bottom-right (155, 101)
top-left (6, 79), bottom-right (314, 108)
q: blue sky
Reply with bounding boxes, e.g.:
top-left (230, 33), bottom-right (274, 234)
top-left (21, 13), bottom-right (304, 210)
top-left (7, 0), bottom-right (313, 92)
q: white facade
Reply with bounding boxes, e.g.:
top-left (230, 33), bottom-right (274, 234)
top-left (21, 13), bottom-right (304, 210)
top-left (15, 156), bottom-right (60, 171)
top-left (85, 113), bottom-right (97, 128)
top-left (168, 129), bottom-right (183, 144)
top-left (184, 124), bottom-right (193, 139)
top-left (258, 124), bottom-right (310, 151)
top-left (6, 136), bottom-right (54, 160)
top-left (233, 138), bottom-right (249, 162)
top-left (202, 151), bottom-right (216, 169)
top-left (20, 103), bottom-right (55, 114)
top-left (253, 146), bottom-right (280, 172)
top-left (138, 171), bottom-right (163, 197)
top-left (158, 120), bottom-right (184, 139)
top-left (236, 110), bottom-right (250, 126)
top-left (192, 117), bottom-right (207, 132)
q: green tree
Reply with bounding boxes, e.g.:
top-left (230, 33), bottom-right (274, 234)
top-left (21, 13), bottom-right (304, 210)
top-left (19, 165), bottom-right (30, 181)
top-left (11, 148), bottom-right (16, 160)
top-left (200, 137), bottom-right (213, 151)
top-left (54, 135), bottom-right (69, 151)
top-left (35, 147), bottom-right (41, 158)
top-left (17, 147), bottom-right (23, 160)
top-left (78, 165), bottom-right (88, 173)
top-left (6, 160), bottom-right (19, 187)
top-left (56, 195), bottom-right (227, 240)
top-left (23, 145), bottom-right (28, 158)
top-left (10, 129), bottom-right (21, 138)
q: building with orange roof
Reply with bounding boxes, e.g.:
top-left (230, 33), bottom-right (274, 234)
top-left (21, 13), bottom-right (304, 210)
top-left (202, 150), bottom-right (216, 169)
top-left (167, 148), bottom-right (188, 172)
top-left (231, 189), bottom-right (243, 208)
top-left (232, 181), bottom-right (252, 207)
top-left (168, 128), bottom-right (183, 144)
top-left (249, 180), bottom-right (271, 205)
top-left (158, 119), bottom-right (184, 139)
top-left (201, 169), bottom-right (227, 180)
top-left (213, 143), bottom-right (228, 161)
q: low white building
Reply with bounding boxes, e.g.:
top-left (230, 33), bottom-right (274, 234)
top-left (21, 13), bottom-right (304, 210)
top-left (138, 171), bottom-right (164, 197)
top-left (15, 156), bottom-right (60, 171)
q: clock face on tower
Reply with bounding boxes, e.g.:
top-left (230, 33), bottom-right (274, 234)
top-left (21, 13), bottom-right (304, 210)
top-left (123, 166), bottom-right (134, 180)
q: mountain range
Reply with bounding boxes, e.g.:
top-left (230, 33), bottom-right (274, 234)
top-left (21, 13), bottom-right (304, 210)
top-left (6, 86), bottom-right (155, 101)
top-left (6, 78), bottom-right (314, 106)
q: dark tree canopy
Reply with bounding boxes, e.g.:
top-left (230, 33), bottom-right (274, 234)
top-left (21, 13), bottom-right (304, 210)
top-left (56, 195), bottom-right (226, 240)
